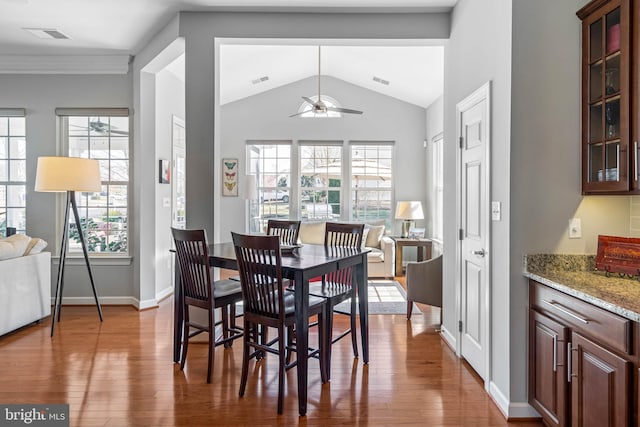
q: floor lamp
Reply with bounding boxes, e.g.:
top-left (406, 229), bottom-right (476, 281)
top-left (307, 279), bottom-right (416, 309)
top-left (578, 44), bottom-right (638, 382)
top-left (35, 156), bottom-right (104, 336)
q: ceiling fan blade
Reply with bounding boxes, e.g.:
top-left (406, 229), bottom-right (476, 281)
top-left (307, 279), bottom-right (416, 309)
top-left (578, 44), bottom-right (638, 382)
top-left (302, 96), bottom-right (316, 106)
top-left (289, 109), bottom-right (312, 118)
top-left (327, 106), bottom-right (363, 115)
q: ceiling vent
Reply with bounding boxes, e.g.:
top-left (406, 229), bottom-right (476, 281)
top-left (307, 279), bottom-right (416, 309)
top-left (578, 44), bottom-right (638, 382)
top-left (23, 28), bottom-right (70, 40)
top-left (373, 76), bottom-right (390, 86)
top-left (251, 76), bottom-right (269, 85)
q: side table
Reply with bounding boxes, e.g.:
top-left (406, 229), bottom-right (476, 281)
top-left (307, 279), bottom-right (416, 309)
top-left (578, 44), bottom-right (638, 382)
top-left (392, 237), bottom-right (432, 277)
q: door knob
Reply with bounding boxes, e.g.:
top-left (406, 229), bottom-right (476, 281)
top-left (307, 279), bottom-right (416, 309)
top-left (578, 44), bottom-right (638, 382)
top-left (472, 249), bottom-right (486, 257)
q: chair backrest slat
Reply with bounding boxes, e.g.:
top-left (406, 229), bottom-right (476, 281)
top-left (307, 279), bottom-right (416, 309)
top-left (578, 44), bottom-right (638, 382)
top-left (324, 222), bottom-right (364, 285)
top-left (232, 232), bottom-right (286, 319)
top-left (267, 219), bottom-right (301, 245)
top-left (171, 228), bottom-right (212, 304)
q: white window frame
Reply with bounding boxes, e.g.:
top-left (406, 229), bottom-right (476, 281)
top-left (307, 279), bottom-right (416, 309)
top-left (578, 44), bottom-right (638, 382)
top-left (298, 141), bottom-right (344, 221)
top-left (57, 108), bottom-right (130, 258)
top-left (432, 132), bottom-right (444, 242)
top-left (0, 108), bottom-right (27, 236)
top-left (349, 141), bottom-right (394, 229)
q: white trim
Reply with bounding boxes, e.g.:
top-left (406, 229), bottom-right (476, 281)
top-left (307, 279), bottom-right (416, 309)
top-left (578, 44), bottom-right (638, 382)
top-left (440, 324), bottom-right (457, 350)
top-left (52, 256), bottom-right (132, 266)
top-left (55, 296), bottom-right (159, 311)
top-left (0, 55), bottom-right (130, 74)
top-left (489, 381), bottom-right (541, 419)
top-left (488, 381), bottom-right (510, 417)
top-left (0, 108), bottom-right (25, 117)
top-left (155, 286), bottom-right (174, 304)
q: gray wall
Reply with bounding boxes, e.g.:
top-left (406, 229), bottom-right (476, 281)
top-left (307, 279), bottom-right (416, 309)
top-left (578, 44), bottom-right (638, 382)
top-left (219, 75), bottom-right (428, 238)
top-left (0, 74), bottom-right (134, 301)
top-left (510, 0), bottom-right (631, 408)
top-left (445, 0), bottom-right (514, 410)
top-left (177, 11), bottom-right (450, 243)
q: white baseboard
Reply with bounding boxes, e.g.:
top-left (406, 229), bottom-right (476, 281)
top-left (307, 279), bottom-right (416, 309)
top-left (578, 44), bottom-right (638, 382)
top-left (440, 324), bottom-right (456, 350)
top-left (155, 286), bottom-right (174, 304)
top-left (489, 381), bottom-right (541, 419)
top-left (57, 296), bottom-right (158, 310)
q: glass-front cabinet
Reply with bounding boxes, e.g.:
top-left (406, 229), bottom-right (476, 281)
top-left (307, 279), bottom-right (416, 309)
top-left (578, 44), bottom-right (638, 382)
top-left (578, 0), bottom-right (635, 194)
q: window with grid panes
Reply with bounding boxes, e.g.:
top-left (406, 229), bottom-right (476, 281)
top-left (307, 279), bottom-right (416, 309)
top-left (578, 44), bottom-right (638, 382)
top-left (0, 110), bottom-right (26, 236)
top-left (299, 142), bottom-right (342, 221)
top-left (350, 143), bottom-right (393, 229)
top-left (58, 109), bottom-right (129, 254)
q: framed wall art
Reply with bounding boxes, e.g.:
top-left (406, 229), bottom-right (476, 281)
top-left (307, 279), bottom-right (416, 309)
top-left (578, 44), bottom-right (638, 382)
top-left (222, 158), bottom-right (238, 196)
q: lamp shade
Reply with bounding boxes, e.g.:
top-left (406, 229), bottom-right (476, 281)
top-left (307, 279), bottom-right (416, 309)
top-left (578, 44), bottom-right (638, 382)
top-left (35, 156), bottom-right (101, 192)
top-left (395, 201), bottom-right (424, 220)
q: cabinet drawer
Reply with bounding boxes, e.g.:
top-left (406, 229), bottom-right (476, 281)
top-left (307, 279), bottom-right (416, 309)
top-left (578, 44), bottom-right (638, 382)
top-left (530, 280), bottom-right (632, 355)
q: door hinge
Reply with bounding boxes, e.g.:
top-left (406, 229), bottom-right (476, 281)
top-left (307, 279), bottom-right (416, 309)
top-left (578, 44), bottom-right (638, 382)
top-left (458, 320), bottom-right (463, 332)
top-left (459, 229), bottom-right (464, 240)
top-left (459, 136), bottom-right (464, 148)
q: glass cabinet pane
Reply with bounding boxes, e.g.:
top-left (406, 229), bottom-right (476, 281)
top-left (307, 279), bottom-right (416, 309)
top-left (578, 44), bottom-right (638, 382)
top-left (590, 19), bottom-right (603, 61)
top-left (605, 142), bottom-right (620, 181)
top-left (589, 103), bottom-right (603, 143)
top-left (606, 8), bottom-right (621, 55)
top-left (589, 143), bottom-right (603, 182)
top-left (605, 55), bottom-right (620, 95)
top-left (590, 62), bottom-right (603, 101)
top-left (605, 98), bottom-right (620, 140)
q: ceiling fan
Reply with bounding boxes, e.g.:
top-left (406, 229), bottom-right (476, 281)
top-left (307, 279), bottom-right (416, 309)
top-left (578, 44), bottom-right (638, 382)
top-left (290, 46), bottom-right (363, 117)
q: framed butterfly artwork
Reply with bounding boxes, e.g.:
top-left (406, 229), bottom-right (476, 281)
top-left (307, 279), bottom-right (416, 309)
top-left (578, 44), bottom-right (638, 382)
top-left (222, 158), bottom-right (238, 197)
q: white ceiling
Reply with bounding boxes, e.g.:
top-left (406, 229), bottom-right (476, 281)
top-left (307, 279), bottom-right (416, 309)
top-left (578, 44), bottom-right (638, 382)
top-left (0, 0), bottom-right (455, 108)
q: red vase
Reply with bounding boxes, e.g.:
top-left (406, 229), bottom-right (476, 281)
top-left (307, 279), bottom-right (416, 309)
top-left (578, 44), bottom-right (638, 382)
top-left (608, 23), bottom-right (620, 53)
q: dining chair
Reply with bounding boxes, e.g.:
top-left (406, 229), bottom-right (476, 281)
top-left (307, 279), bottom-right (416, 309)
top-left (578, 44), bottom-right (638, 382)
top-left (171, 227), bottom-right (243, 383)
top-left (231, 231), bottom-right (328, 414)
top-left (266, 219), bottom-right (301, 245)
top-left (308, 222), bottom-right (364, 375)
top-left (406, 254), bottom-right (443, 323)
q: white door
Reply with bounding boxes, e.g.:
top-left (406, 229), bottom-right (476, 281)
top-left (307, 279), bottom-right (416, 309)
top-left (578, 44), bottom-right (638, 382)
top-left (456, 82), bottom-right (491, 382)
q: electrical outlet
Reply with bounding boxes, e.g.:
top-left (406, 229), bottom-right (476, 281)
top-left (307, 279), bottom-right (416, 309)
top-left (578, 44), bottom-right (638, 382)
top-left (569, 218), bottom-right (582, 239)
top-left (491, 201), bottom-right (501, 221)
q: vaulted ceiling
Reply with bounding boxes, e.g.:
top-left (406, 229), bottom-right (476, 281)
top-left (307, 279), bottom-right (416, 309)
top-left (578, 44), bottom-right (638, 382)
top-left (0, 0), bottom-right (455, 108)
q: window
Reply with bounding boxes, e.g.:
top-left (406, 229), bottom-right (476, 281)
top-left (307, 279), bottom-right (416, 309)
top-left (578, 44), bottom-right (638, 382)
top-left (432, 133), bottom-right (444, 241)
top-left (246, 141), bottom-right (291, 233)
top-left (350, 143), bottom-right (394, 229)
top-left (0, 109), bottom-right (26, 235)
top-left (299, 142), bottom-right (342, 220)
top-left (57, 108), bottom-right (129, 254)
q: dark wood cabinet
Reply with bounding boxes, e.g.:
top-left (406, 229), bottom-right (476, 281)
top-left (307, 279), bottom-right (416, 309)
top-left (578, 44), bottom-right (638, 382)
top-left (570, 332), bottom-right (631, 427)
top-left (529, 280), bottom-right (636, 426)
top-left (577, 0), bottom-right (640, 194)
top-left (530, 310), bottom-right (569, 427)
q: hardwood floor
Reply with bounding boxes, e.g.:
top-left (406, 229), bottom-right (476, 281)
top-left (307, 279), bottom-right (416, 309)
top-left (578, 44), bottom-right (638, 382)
top-left (0, 279), bottom-right (542, 427)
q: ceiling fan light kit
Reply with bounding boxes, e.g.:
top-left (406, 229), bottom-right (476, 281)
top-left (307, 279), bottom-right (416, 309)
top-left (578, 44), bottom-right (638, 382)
top-left (290, 46), bottom-right (363, 118)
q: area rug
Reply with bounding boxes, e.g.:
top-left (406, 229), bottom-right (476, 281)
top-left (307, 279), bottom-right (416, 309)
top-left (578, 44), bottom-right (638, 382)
top-left (334, 280), bottom-right (420, 315)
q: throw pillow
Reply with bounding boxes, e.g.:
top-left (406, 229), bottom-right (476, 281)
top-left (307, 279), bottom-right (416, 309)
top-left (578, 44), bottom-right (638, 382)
top-left (0, 233), bottom-right (31, 260)
top-left (361, 228), bottom-right (370, 249)
top-left (365, 225), bottom-right (385, 249)
top-left (24, 237), bottom-right (48, 255)
top-left (298, 221), bottom-right (326, 245)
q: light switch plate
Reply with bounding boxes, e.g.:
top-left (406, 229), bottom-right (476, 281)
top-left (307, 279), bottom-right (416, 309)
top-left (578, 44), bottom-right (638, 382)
top-left (491, 201), bottom-right (501, 221)
top-left (569, 218), bottom-right (581, 239)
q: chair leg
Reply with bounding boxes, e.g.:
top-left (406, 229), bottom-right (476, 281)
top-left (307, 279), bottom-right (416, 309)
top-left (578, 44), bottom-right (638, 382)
top-left (180, 305), bottom-right (190, 371)
top-left (285, 325), bottom-right (294, 364)
top-left (207, 306), bottom-right (215, 384)
top-left (221, 305), bottom-right (231, 348)
top-left (318, 311), bottom-right (328, 384)
top-left (239, 319), bottom-right (251, 398)
top-left (350, 294), bottom-right (358, 358)
top-left (407, 299), bottom-right (413, 319)
top-left (324, 304), bottom-right (334, 382)
top-left (277, 324), bottom-right (286, 414)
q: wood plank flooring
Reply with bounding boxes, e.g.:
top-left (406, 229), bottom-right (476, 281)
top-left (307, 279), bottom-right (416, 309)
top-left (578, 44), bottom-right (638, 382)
top-left (0, 278), bottom-right (543, 426)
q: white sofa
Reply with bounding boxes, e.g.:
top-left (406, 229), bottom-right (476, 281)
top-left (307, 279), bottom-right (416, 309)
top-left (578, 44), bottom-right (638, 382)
top-left (298, 221), bottom-right (395, 278)
top-left (0, 252), bottom-right (51, 336)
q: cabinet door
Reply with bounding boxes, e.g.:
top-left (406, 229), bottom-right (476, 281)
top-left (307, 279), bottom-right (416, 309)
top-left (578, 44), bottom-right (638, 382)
top-left (579, 0), bottom-right (631, 193)
top-left (570, 332), bottom-right (631, 427)
top-left (529, 310), bottom-right (569, 427)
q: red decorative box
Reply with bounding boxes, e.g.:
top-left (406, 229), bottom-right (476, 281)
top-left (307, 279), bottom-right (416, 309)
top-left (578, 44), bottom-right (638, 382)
top-left (595, 235), bottom-right (640, 275)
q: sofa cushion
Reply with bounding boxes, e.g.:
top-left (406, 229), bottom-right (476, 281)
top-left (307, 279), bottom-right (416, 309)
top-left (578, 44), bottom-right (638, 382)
top-left (365, 225), bottom-right (385, 249)
top-left (367, 248), bottom-right (385, 263)
top-left (24, 237), bottom-right (48, 255)
top-left (299, 221), bottom-right (326, 245)
top-left (0, 234), bottom-right (31, 260)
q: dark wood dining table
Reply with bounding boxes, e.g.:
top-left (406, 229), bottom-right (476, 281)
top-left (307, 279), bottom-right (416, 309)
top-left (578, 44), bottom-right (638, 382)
top-left (172, 241), bottom-right (370, 416)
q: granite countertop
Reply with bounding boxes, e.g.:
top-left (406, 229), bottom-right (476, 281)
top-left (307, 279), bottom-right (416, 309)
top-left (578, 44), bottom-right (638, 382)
top-left (524, 254), bottom-right (640, 322)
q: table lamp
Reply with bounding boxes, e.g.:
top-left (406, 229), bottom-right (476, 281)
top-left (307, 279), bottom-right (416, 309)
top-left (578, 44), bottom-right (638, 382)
top-left (35, 156), bottom-right (104, 336)
top-left (395, 201), bottom-right (424, 238)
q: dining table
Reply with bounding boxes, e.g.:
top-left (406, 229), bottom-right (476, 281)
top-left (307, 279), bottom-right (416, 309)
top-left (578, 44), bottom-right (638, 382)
top-left (172, 241), bottom-right (370, 416)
